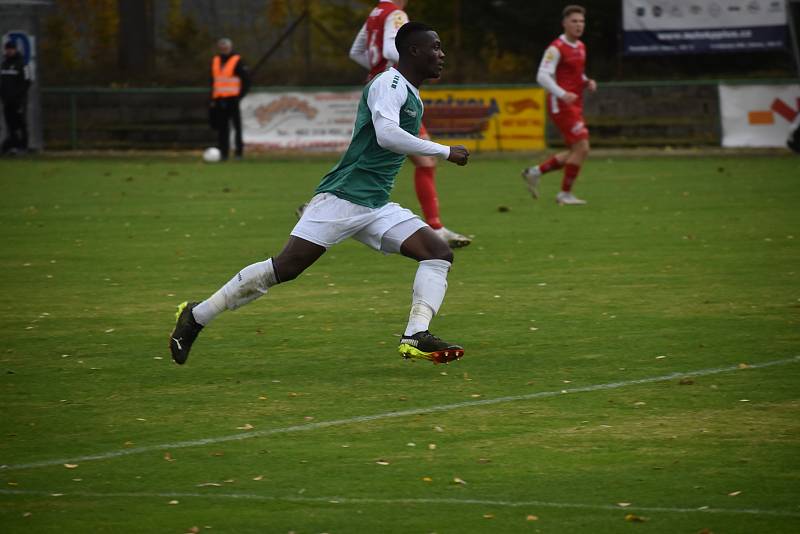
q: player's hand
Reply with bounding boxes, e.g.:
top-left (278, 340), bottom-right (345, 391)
top-left (561, 92), bottom-right (578, 104)
top-left (587, 79), bottom-right (597, 92)
top-left (447, 145), bottom-right (469, 166)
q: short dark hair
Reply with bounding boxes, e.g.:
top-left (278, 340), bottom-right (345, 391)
top-left (562, 5), bottom-right (586, 18)
top-left (395, 21), bottom-right (435, 58)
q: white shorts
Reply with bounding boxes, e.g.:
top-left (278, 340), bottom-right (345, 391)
top-left (290, 193), bottom-right (427, 254)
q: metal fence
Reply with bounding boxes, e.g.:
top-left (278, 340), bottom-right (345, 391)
top-left (39, 80), bottom-right (793, 151)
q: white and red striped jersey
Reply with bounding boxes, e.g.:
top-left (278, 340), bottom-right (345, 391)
top-left (349, 1), bottom-right (410, 81)
top-left (537, 35), bottom-right (587, 104)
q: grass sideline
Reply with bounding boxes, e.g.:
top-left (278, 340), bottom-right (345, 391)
top-left (1, 154), bottom-right (799, 533)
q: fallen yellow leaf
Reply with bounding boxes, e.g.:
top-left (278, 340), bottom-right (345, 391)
top-left (253, 475), bottom-right (264, 481)
top-left (728, 491), bottom-right (742, 497)
top-left (168, 500), bottom-right (179, 505)
top-left (422, 477), bottom-right (433, 482)
top-left (526, 515), bottom-right (539, 521)
top-left (453, 477), bottom-right (467, 485)
top-left (236, 423), bottom-right (254, 430)
top-left (625, 513), bottom-right (647, 522)
top-left (63, 464), bottom-right (78, 469)
top-left (483, 513), bottom-right (495, 519)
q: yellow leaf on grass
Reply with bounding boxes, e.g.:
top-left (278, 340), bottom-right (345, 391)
top-left (422, 477), bottom-right (433, 482)
top-left (617, 502), bottom-right (631, 507)
top-left (728, 491), bottom-right (742, 497)
top-left (526, 515), bottom-right (539, 521)
top-left (237, 423), bottom-right (254, 430)
top-left (164, 452), bottom-right (175, 462)
top-left (168, 500), bottom-right (179, 505)
top-left (625, 513), bottom-right (647, 522)
top-left (376, 460), bottom-right (390, 466)
top-left (483, 513), bottom-right (495, 519)
top-left (64, 464), bottom-right (78, 469)
top-left (253, 475), bottom-right (264, 481)
top-left (453, 477), bottom-right (467, 485)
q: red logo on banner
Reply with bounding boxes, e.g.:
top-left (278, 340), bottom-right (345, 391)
top-left (748, 98), bottom-right (800, 126)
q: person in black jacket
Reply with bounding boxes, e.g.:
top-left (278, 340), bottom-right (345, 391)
top-left (0, 39), bottom-right (31, 155)
top-left (788, 117), bottom-right (800, 154)
top-left (210, 38), bottom-right (250, 160)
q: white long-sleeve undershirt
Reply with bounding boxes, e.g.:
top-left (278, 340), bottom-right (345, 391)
top-left (367, 68), bottom-right (450, 159)
top-left (349, 24), bottom-right (370, 69)
top-left (536, 45), bottom-right (567, 99)
top-left (374, 115), bottom-right (449, 159)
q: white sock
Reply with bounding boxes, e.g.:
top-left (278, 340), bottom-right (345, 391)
top-left (404, 259), bottom-right (450, 336)
top-left (192, 258), bottom-right (278, 326)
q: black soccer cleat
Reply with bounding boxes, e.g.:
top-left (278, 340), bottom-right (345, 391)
top-left (169, 301), bottom-right (203, 365)
top-left (398, 330), bottom-right (464, 364)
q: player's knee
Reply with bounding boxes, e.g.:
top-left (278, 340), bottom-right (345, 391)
top-left (272, 256), bottom-right (306, 283)
top-left (429, 245), bottom-right (454, 264)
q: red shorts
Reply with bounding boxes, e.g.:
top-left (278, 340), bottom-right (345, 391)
top-left (548, 97), bottom-right (589, 145)
top-left (419, 122), bottom-right (429, 139)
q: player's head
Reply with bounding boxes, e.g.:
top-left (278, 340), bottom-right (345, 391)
top-left (561, 5), bottom-right (586, 40)
top-left (217, 38), bottom-right (233, 55)
top-left (396, 22), bottom-right (444, 79)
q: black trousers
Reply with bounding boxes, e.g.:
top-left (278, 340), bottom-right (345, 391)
top-left (214, 97), bottom-right (243, 159)
top-left (2, 99), bottom-right (28, 152)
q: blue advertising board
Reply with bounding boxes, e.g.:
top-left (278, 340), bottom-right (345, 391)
top-left (623, 0), bottom-right (789, 55)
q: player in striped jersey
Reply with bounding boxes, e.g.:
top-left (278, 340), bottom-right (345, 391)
top-left (522, 5), bottom-right (597, 205)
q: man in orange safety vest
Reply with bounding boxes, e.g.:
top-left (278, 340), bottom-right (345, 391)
top-left (210, 38), bottom-right (250, 160)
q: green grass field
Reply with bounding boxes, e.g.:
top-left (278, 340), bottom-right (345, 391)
top-left (1, 153), bottom-right (799, 533)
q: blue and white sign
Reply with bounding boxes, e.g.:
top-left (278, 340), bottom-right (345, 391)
top-left (623, 0), bottom-right (789, 55)
top-left (2, 30), bottom-right (36, 80)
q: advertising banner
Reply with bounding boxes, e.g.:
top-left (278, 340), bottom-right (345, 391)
top-left (623, 0), bottom-right (789, 55)
top-left (420, 87), bottom-right (546, 151)
top-left (242, 90), bottom-right (360, 152)
top-left (719, 84), bottom-right (800, 147)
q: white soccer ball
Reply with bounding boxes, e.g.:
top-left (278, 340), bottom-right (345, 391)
top-left (202, 147), bottom-right (222, 163)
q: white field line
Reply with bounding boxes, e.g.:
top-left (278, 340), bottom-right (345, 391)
top-left (1, 489), bottom-right (799, 518)
top-left (1, 355), bottom-right (798, 472)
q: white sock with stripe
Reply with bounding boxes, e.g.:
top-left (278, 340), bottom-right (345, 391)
top-left (404, 259), bottom-right (450, 336)
top-left (192, 258), bottom-right (278, 326)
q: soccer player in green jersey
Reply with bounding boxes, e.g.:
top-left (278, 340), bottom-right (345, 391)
top-left (170, 22), bottom-right (470, 366)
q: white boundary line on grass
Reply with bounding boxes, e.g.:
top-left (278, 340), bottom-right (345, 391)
top-left (1, 489), bottom-right (799, 518)
top-left (1, 355), bottom-right (798, 472)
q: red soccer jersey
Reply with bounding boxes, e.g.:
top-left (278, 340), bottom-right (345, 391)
top-left (365, 1), bottom-right (408, 81)
top-left (543, 35), bottom-right (587, 105)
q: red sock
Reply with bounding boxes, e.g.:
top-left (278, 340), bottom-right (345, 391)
top-left (414, 166), bottom-right (442, 229)
top-left (562, 163), bottom-right (580, 192)
top-left (538, 155), bottom-right (564, 174)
